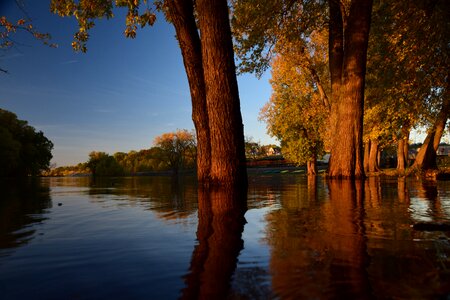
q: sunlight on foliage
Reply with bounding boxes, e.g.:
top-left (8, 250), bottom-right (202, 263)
top-left (50, 0), bottom-right (159, 52)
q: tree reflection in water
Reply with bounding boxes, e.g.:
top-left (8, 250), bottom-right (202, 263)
top-left (181, 186), bottom-right (247, 300)
top-left (266, 179), bottom-right (372, 299)
top-left (0, 179), bottom-right (51, 253)
top-left (323, 180), bottom-right (371, 299)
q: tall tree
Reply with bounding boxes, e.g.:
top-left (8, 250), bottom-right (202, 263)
top-left (51, 0), bottom-right (247, 187)
top-left (327, 0), bottom-right (373, 179)
top-left (233, 0), bottom-right (373, 178)
top-left (363, 0), bottom-right (449, 173)
top-left (164, 0), bottom-right (211, 183)
top-left (196, 0), bottom-right (247, 186)
top-left (259, 31), bottom-right (329, 175)
top-left (413, 94), bottom-right (450, 171)
top-left (401, 0), bottom-right (450, 171)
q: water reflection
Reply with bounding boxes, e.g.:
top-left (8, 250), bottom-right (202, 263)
top-left (85, 176), bottom-right (199, 222)
top-left (409, 180), bottom-right (449, 223)
top-left (265, 179), bottom-right (371, 299)
top-left (181, 187), bottom-right (247, 299)
top-left (0, 176), bottom-right (449, 299)
top-left (0, 179), bottom-right (51, 254)
top-left (264, 177), bottom-right (450, 299)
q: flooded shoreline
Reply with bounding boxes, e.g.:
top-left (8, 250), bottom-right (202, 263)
top-left (1, 175), bottom-right (449, 299)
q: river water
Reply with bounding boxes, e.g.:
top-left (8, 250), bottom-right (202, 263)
top-left (0, 175), bottom-right (449, 299)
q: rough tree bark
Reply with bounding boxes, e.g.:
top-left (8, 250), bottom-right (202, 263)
top-left (165, 0), bottom-right (211, 184)
top-left (197, 0), bottom-right (248, 187)
top-left (412, 93), bottom-right (449, 171)
top-left (165, 0), bottom-right (247, 187)
top-left (327, 0), bottom-right (373, 179)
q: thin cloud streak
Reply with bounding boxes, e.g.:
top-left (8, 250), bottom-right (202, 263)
top-left (60, 60), bottom-right (78, 65)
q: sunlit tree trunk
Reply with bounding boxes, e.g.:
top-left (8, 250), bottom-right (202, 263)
top-left (397, 138), bottom-right (406, 172)
top-left (197, 0), bottom-right (248, 187)
top-left (165, 0), bottom-right (211, 184)
top-left (307, 153), bottom-right (317, 176)
top-left (368, 140), bottom-right (380, 172)
top-left (363, 140), bottom-right (370, 173)
top-left (412, 94), bottom-right (449, 171)
top-left (327, 0), bottom-right (343, 176)
top-left (327, 0), bottom-right (373, 179)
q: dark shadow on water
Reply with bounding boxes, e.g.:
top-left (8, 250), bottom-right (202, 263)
top-left (180, 186), bottom-right (247, 300)
top-left (0, 178), bottom-right (51, 254)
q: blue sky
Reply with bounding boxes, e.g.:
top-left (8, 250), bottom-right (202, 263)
top-left (0, 1), bottom-right (276, 166)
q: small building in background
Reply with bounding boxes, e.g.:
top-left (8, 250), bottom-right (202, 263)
top-left (437, 144), bottom-right (450, 156)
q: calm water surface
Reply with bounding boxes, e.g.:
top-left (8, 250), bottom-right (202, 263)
top-left (0, 175), bottom-right (449, 299)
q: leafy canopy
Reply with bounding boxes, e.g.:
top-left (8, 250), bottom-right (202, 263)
top-left (0, 109), bottom-right (54, 176)
top-left (50, 0), bottom-right (160, 52)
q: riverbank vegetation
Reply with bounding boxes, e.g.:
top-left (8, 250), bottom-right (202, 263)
top-left (0, 109), bottom-right (53, 177)
top-left (2, 1), bottom-right (449, 183)
top-left (233, 0), bottom-right (449, 178)
top-left (45, 129), bottom-right (197, 177)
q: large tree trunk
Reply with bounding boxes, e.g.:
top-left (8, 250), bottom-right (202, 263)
top-left (327, 0), bottom-right (373, 179)
top-left (412, 95), bottom-right (450, 171)
top-left (327, 0), bottom-right (344, 175)
top-left (165, 0), bottom-right (211, 184)
top-left (197, 0), bottom-right (248, 187)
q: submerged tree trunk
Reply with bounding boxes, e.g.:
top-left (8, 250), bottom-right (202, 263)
top-left (397, 138), bottom-right (406, 172)
top-left (307, 154), bottom-right (317, 176)
top-left (368, 140), bottom-right (380, 173)
top-left (413, 95), bottom-right (450, 171)
top-left (327, 0), bottom-right (373, 179)
top-left (397, 126), bottom-right (410, 172)
top-left (166, 0), bottom-right (248, 187)
top-left (165, 0), bottom-right (211, 184)
top-left (197, 0), bottom-right (248, 187)
top-left (326, 0), bottom-right (343, 176)
top-left (363, 140), bottom-right (370, 173)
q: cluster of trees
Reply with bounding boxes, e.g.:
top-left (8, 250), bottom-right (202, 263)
top-left (235, 0), bottom-right (449, 176)
top-left (0, 109), bottom-right (53, 177)
top-left (47, 129), bottom-right (196, 177)
top-left (48, 133), bottom-right (285, 177)
top-left (3, 1), bottom-right (448, 184)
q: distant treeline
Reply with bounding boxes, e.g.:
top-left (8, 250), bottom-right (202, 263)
top-left (46, 129), bottom-right (197, 177)
top-left (46, 132), bottom-right (285, 177)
